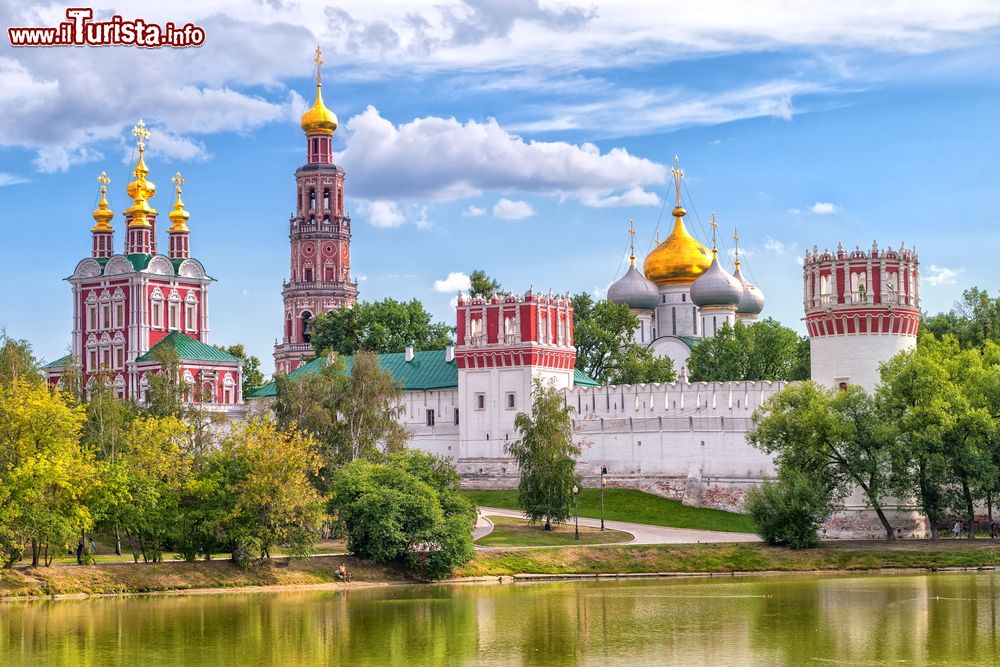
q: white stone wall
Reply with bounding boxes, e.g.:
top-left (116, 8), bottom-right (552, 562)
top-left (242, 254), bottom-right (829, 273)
top-left (810, 333), bottom-right (916, 392)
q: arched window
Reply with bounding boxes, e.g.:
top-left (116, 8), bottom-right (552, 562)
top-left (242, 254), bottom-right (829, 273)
top-left (223, 374), bottom-right (235, 404)
top-left (323, 188), bottom-right (330, 211)
top-left (309, 189), bottom-right (316, 210)
top-left (285, 313), bottom-right (292, 341)
top-left (202, 381), bottom-right (214, 404)
top-left (301, 311), bottom-right (313, 343)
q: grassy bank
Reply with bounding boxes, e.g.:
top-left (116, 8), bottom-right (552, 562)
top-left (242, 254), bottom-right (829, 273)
top-left (0, 555), bottom-right (410, 598)
top-left (476, 516), bottom-right (632, 547)
top-left (457, 541), bottom-right (1000, 577)
top-left (462, 488), bottom-right (756, 533)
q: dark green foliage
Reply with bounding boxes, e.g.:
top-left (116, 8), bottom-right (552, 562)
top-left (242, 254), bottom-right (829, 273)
top-left (688, 318), bottom-right (810, 382)
top-left (331, 450), bottom-right (476, 580)
top-left (468, 270), bottom-right (502, 298)
top-left (572, 293), bottom-right (675, 385)
top-left (309, 298), bottom-right (453, 357)
top-left (922, 287), bottom-right (1000, 349)
top-left (745, 472), bottom-right (832, 549)
top-left (506, 380), bottom-right (581, 529)
top-left (214, 343), bottom-right (265, 397)
top-left (0, 333), bottom-right (41, 387)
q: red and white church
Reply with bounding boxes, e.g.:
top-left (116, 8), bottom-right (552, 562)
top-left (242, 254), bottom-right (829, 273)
top-left (45, 120), bottom-right (243, 411)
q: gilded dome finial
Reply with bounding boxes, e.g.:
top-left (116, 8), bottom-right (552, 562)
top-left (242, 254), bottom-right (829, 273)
top-left (300, 45), bottom-right (338, 135)
top-left (91, 171), bottom-right (114, 231)
top-left (627, 219), bottom-right (636, 266)
top-left (732, 227), bottom-right (741, 269)
top-left (125, 119), bottom-right (155, 228)
top-left (168, 171), bottom-right (190, 232)
top-left (709, 212), bottom-right (719, 255)
top-left (671, 155), bottom-right (687, 218)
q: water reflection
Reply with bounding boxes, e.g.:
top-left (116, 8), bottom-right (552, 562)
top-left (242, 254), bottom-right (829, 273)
top-left (2, 572), bottom-right (1000, 665)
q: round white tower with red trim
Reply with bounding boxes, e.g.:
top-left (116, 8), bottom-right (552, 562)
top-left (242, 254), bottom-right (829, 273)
top-left (804, 241), bottom-right (920, 392)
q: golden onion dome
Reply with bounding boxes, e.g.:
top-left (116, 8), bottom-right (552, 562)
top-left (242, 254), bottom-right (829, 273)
top-left (91, 171), bottom-right (114, 231)
top-left (125, 120), bottom-right (156, 228)
top-left (168, 171), bottom-right (190, 232)
top-left (643, 205), bottom-right (712, 286)
top-left (300, 47), bottom-right (337, 135)
top-left (300, 84), bottom-right (338, 135)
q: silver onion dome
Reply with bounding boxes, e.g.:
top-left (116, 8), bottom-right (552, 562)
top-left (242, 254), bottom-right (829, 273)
top-left (608, 263), bottom-right (660, 311)
top-left (734, 263), bottom-right (765, 315)
top-left (690, 253), bottom-right (743, 308)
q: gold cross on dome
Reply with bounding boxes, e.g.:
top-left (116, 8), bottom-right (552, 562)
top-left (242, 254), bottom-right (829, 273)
top-left (732, 227), bottom-right (741, 265)
top-left (709, 212), bottom-right (718, 249)
top-left (131, 119), bottom-right (150, 151)
top-left (172, 171), bottom-right (185, 193)
top-left (314, 45), bottom-right (323, 84)
top-left (97, 171), bottom-right (110, 187)
top-left (671, 155), bottom-right (684, 204)
top-left (627, 219), bottom-right (636, 262)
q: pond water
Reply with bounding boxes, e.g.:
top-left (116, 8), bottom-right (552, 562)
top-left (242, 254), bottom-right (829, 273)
top-left (2, 572), bottom-right (1000, 665)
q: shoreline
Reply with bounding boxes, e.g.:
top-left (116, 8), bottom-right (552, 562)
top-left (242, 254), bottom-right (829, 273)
top-left (4, 541), bottom-right (1000, 601)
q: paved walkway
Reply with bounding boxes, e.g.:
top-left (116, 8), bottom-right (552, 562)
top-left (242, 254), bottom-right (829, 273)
top-left (477, 507), bottom-right (760, 546)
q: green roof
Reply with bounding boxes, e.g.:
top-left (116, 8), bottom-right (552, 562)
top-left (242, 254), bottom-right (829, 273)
top-left (136, 331), bottom-right (240, 364)
top-left (573, 368), bottom-right (600, 386)
top-left (248, 348), bottom-right (602, 398)
top-left (127, 254), bottom-right (153, 271)
top-left (44, 354), bottom-right (75, 369)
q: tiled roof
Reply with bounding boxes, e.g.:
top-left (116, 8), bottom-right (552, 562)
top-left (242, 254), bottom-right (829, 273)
top-left (248, 348), bottom-right (602, 398)
top-left (573, 368), bottom-right (600, 386)
top-left (135, 331), bottom-right (240, 364)
top-left (44, 354), bottom-right (75, 369)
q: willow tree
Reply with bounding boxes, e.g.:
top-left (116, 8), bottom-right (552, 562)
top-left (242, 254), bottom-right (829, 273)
top-left (507, 379), bottom-right (580, 530)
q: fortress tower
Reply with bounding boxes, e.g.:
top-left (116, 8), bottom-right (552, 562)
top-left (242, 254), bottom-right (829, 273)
top-left (454, 290), bottom-right (577, 459)
top-left (804, 242), bottom-right (920, 392)
top-left (273, 47), bottom-right (358, 374)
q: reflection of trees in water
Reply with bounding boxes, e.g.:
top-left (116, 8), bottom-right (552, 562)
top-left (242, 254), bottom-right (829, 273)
top-left (5, 574), bottom-right (1000, 664)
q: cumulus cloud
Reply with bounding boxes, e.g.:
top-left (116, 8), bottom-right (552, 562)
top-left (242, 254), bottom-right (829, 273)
top-left (493, 198), bottom-right (534, 219)
top-left (462, 205), bottom-right (486, 217)
top-left (927, 264), bottom-right (961, 286)
top-left (581, 187), bottom-right (661, 208)
top-left (334, 106), bottom-right (666, 204)
top-left (763, 238), bottom-right (787, 254)
top-left (359, 200), bottom-right (407, 228)
top-left (433, 271), bottom-right (472, 293)
top-left (810, 202), bottom-right (842, 214)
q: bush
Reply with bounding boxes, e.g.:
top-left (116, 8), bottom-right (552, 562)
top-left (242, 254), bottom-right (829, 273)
top-left (745, 472), bottom-right (831, 549)
top-left (331, 450), bottom-right (476, 580)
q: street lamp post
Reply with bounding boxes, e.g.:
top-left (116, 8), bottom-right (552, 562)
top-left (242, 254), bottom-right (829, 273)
top-left (572, 485), bottom-right (580, 540)
top-left (600, 466), bottom-right (607, 531)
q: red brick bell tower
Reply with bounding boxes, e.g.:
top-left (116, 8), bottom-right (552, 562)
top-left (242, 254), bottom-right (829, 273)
top-left (273, 47), bottom-right (359, 375)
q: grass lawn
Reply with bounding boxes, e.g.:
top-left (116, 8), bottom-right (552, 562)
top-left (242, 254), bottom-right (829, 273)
top-left (476, 515), bottom-right (632, 547)
top-left (462, 488), bottom-right (756, 534)
top-left (458, 540), bottom-right (1000, 578)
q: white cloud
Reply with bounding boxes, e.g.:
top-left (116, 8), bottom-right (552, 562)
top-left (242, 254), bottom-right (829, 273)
top-left (462, 205), bottom-right (486, 217)
top-left (334, 106), bottom-right (667, 204)
top-left (433, 271), bottom-right (472, 293)
top-left (810, 202), bottom-right (842, 214)
top-left (359, 200), bottom-right (407, 228)
top-left (795, 256), bottom-right (805, 267)
top-left (581, 187), bottom-right (661, 208)
top-left (493, 198), bottom-right (534, 220)
top-left (927, 264), bottom-right (961, 286)
top-left (763, 237), bottom-right (787, 254)
top-left (0, 173), bottom-right (28, 187)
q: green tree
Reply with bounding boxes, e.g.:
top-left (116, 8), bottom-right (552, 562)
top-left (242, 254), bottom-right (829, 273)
top-left (745, 470), bottom-right (832, 548)
top-left (213, 418), bottom-right (324, 565)
top-left (274, 351), bottom-right (407, 489)
top-left (506, 379), bottom-right (580, 530)
top-left (310, 298), bottom-right (453, 357)
top-left (572, 293), bottom-right (676, 385)
top-left (923, 287), bottom-right (1000, 348)
top-left (750, 382), bottom-right (898, 540)
top-left (468, 270), bottom-right (502, 298)
top-left (331, 449), bottom-right (475, 580)
top-left (688, 319), bottom-right (810, 382)
top-left (0, 378), bottom-right (94, 567)
top-left (879, 336), bottom-right (1000, 539)
top-left (214, 343), bottom-right (265, 397)
top-left (0, 333), bottom-right (41, 387)
top-left (145, 345), bottom-right (187, 418)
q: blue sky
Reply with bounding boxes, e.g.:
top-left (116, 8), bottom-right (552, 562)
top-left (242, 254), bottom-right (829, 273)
top-left (1, 1), bottom-right (999, 374)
